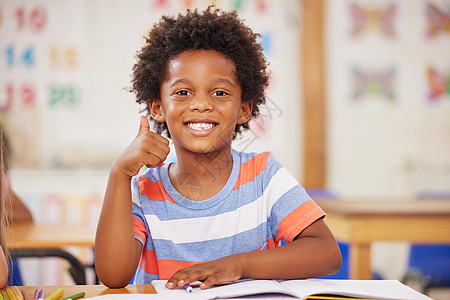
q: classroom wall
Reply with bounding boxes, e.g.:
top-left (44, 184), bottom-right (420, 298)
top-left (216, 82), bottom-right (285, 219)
top-left (326, 0), bottom-right (450, 198)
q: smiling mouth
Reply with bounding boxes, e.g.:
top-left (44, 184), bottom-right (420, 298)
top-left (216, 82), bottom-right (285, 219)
top-left (185, 122), bottom-right (218, 131)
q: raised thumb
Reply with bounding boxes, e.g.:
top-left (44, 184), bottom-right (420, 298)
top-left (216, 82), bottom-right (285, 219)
top-left (136, 116), bottom-right (150, 137)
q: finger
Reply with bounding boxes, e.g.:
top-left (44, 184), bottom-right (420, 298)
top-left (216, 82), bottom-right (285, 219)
top-left (166, 269), bottom-right (200, 289)
top-left (143, 153), bottom-right (165, 168)
top-left (137, 119), bottom-right (170, 147)
top-left (152, 132), bottom-right (170, 147)
top-left (165, 280), bottom-right (176, 289)
top-left (143, 137), bottom-right (170, 162)
top-left (165, 277), bottom-right (187, 289)
top-left (136, 116), bottom-right (150, 137)
top-left (199, 273), bottom-right (224, 289)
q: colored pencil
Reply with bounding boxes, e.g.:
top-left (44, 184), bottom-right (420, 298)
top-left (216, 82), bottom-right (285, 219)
top-left (59, 292), bottom-right (85, 300)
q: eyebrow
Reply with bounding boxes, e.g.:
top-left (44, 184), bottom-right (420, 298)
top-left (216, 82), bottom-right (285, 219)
top-left (168, 77), bottom-right (237, 88)
top-left (168, 78), bottom-right (191, 88)
top-left (212, 78), bottom-right (237, 87)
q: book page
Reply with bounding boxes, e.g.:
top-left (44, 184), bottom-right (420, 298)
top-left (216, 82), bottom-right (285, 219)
top-left (280, 279), bottom-right (432, 300)
top-left (152, 279), bottom-right (298, 299)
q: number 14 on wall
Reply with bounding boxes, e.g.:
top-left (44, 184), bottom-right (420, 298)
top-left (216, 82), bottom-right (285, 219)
top-left (5, 45), bottom-right (35, 68)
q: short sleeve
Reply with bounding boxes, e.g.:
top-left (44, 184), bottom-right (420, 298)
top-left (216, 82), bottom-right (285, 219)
top-left (131, 175), bottom-right (148, 246)
top-left (265, 155), bottom-right (326, 243)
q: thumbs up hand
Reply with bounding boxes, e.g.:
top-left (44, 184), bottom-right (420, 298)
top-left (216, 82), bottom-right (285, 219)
top-left (113, 116), bottom-right (170, 178)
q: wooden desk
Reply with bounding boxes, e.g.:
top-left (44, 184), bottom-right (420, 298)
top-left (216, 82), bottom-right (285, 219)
top-left (0, 284), bottom-right (156, 298)
top-left (6, 223), bottom-right (95, 249)
top-left (317, 199), bottom-right (450, 280)
top-left (6, 223), bottom-right (96, 284)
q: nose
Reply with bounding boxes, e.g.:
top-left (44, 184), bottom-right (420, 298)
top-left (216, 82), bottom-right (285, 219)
top-left (190, 92), bottom-right (212, 112)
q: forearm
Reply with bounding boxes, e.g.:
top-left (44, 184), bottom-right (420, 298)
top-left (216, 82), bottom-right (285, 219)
top-left (239, 219), bottom-right (341, 280)
top-left (239, 237), bottom-right (340, 279)
top-left (95, 166), bottom-right (141, 287)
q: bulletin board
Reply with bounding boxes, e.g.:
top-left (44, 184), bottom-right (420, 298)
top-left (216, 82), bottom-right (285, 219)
top-left (0, 0), bottom-right (303, 178)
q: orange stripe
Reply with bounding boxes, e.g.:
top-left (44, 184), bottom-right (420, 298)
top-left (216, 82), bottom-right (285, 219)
top-left (253, 238), bottom-right (277, 251)
top-left (138, 177), bottom-right (176, 203)
top-left (140, 239), bottom-right (278, 278)
top-left (233, 152), bottom-right (270, 190)
top-left (276, 200), bottom-right (326, 243)
top-left (139, 248), bottom-right (159, 275)
top-left (158, 260), bottom-right (200, 279)
top-left (139, 248), bottom-right (201, 279)
top-left (267, 238), bottom-right (276, 249)
top-left (133, 216), bottom-right (147, 241)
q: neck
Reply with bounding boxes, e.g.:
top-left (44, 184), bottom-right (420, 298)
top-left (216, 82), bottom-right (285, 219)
top-left (169, 147), bottom-right (234, 201)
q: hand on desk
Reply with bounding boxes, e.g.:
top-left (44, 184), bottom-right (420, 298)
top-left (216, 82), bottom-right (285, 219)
top-left (165, 254), bottom-right (243, 290)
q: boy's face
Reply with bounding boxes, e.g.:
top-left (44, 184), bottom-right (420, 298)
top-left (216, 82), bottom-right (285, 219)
top-left (152, 50), bottom-right (252, 154)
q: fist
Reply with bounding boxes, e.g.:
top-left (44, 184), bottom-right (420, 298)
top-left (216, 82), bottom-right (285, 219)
top-left (115, 116), bottom-right (170, 178)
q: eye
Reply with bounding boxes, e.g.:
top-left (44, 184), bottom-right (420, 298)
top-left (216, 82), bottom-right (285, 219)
top-left (213, 90), bottom-right (229, 97)
top-left (175, 90), bottom-right (191, 96)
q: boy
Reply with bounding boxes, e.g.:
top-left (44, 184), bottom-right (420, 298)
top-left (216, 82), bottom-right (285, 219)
top-left (95, 7), bottom-right (341, 289)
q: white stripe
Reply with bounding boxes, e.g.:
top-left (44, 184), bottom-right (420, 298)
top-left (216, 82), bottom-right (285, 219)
top-left (263, 167), bottom-right (300, 215)
top-left (132, 190), bottom-right (141, 206)
top-left (145, 167), bottom-right (298, 243)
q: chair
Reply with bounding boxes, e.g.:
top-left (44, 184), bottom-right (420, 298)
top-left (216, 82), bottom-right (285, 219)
top-left (7, 258), bottom-right (24, 286)
top-left (402, 194), bottom-right (450, 294)
top-left (402, 244), bottom-right (450, 293)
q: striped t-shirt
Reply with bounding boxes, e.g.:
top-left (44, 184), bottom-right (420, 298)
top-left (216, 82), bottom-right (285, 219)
top-left (131, 150), bottom-right (325, 284)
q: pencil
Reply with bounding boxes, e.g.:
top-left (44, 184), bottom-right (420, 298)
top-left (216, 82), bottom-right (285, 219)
top-left (6, 290), bottom-right (16, 300)
top-left (20, 291), bottom-right (28, 300)
top-left (12, 287), bottom-right (24, 300)
top-left (59, 292), bottom-right (85, 300)
top-left (44, 289), bottom-right (63, 300)
top-left (37, 290), bottom-right (44, 300)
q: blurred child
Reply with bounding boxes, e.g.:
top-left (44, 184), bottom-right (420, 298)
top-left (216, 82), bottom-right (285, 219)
top-left (0, 125), bottom-right (33, 286)
top-left (0, 128), bottom-right (9, 288)
top-left (95, 7), bottom-right (341, 288)
top-left (1, 126), bottom-right (33, 224)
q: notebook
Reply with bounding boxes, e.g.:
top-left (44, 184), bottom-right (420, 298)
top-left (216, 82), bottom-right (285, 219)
top-left (151, 278), bottom-right (432, 300)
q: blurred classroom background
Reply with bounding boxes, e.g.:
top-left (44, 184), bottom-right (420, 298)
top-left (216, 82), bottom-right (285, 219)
top-left (0, 0), bottom-right (449, 297)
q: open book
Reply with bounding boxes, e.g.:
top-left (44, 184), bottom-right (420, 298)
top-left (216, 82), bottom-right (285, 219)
top-left (152, 278), bottom-right (432, 300)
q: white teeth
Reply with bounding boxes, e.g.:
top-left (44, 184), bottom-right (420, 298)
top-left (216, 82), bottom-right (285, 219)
top-left (186, 122), bottom-right (216, 130)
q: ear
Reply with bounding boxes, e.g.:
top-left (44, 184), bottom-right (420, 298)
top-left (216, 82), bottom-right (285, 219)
top-left (237, 101), bottom-right (253, 125)
top-left (150, 101), bottom-right (166, 123)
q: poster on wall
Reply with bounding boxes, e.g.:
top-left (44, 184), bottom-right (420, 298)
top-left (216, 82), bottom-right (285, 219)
top-left (0, 1), bottom-right (87, 168)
